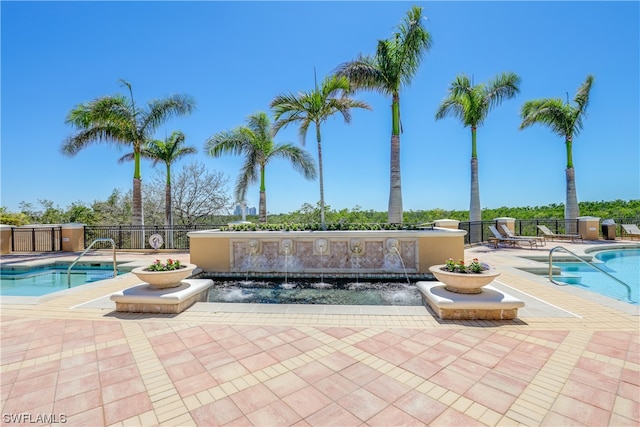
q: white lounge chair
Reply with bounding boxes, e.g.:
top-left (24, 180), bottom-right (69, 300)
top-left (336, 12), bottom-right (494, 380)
top-left (621, 224), bottom-right (640, 240)
top-left (499, 224), bottom-right (546, 247)
top-left (536, 225), bottom-right (583, 242)
top-left (488, 225), bottom-right (538, 249)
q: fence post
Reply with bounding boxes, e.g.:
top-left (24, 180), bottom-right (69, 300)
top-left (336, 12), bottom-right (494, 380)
top-left (0, 225), bottom-right (13, 254)
top-left (61, 224), bottom-right (85, 252)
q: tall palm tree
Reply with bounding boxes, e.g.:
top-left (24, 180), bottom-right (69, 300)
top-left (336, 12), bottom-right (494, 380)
top-left (270, 74), bottom-right (370, 227)
top-left (62, 79), bottom-right (195, 233)
top-left (519, 75), bottom-right (595, 224)
top-left (205, 111), bottom-right (317, 223)
top-left (335, 5), bottom-right (431, 224)
top-left (435, 72), bottom-right (521, 230)
top-left (119, 131), bottom-right (196, 248)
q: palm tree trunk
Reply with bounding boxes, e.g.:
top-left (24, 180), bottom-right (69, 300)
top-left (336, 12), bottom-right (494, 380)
top-left (165, 180), bottom-right (173, 249)
top-left (469, 127), bottom-right (481, 242)
top-left (470, 158), bottom-right (482, 242)
top-left (388, 94), bottom-right (403, 224)
top-left (316, 124), bottom-right (325, 228)
top-left (132, 177), bottom-right (145, 248)
top-left (565, 167), bottom-right (579, 232)
top-left (259, 190), bottom-right (267, 223)
top-left (564, 137), bottom-right (579, 232)
top-left (259, 165), bottom-right (267, 223)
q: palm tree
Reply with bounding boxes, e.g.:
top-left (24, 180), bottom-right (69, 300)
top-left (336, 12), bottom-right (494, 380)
top-left (205, 111), bottom-right (317, 223)
top-left (335, 5), bottom-right (431, 223)
top-left (519, 75), bottom-right (595, 225)
top-left (62, 79), bottom-right (195, 235)
top-left (270, 74), bottom-right (370, 227)
top-left (119, 131), bottom-right (196, 248)
top-left (435, 72), bottom-right (521, 233)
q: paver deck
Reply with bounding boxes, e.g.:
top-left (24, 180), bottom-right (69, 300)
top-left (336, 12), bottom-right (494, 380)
top-left (1, 242), bottom-right (638, 426)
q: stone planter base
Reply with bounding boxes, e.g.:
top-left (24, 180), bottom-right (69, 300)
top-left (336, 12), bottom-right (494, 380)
top-left (416, 281), bottom-right (524, 320)
top-left (429, 265), bottom-right (501, 294)
top-left (111, 279), bottom-right (213, 314)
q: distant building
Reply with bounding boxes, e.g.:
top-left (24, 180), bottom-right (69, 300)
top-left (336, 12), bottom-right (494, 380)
top-left (234, 204), bottom-right (256, 216)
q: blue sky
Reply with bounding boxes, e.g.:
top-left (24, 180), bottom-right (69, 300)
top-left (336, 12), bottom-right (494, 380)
top-left (2, 1), bottom-right (638, 217)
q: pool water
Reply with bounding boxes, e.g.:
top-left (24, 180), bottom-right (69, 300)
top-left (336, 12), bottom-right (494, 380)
top-left (207, 280), bottom-right (422, 306)
top-left (553, 248), bottom-right (639, 305)
top-left (0, 264), bottom-right (122, 297)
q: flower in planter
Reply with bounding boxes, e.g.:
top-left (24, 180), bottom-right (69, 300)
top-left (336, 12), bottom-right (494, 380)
top-left (443, 258), bottom-right (489, 274)
top-left (147, 259), bottom-right (183, 271)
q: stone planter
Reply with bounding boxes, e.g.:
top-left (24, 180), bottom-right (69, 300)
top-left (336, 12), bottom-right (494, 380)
top-left (131, 263), bottom-right (197, 289)
top-left (428, 265), bottom-right (500, 294)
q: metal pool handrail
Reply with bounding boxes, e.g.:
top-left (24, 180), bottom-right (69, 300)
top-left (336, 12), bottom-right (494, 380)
top-left (548, 246), bottom-right (632, 301)
top-left (67, 238), bottom-right (117, 287)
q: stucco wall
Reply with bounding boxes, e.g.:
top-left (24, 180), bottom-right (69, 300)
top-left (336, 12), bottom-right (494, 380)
top-left (188, 228), bottom-right (466, 276)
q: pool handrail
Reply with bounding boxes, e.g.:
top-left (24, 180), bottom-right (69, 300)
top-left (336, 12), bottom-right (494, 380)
top-left (548, 246), bottom-right (633, 302)
top-left (67, 238), bottom-right (117, 287)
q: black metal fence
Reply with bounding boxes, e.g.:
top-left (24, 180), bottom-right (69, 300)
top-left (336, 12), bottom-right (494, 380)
top-left (460, 218), bottom-right (640, 245)
top-left (11, 226), bottom-right (62, 252)
top-left (84, 225), bottom-right (223, 250)
top-left (81, 218), bottom-right (639, 250)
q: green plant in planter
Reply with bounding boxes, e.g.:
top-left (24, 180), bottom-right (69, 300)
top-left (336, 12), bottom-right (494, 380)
top-left (147, 259), bottom-right (183, 271)
top-left (443, 258), bottom-right (489, 274)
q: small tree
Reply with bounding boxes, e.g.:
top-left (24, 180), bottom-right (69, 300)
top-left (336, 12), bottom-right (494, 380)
top-left (120, 131), bottom-right (196, 247)
top-left (435, 72), bottom-right (520, 238)
top-left (519, 75), bottom-right (595, 224)
top-left (170, 161), bottom-right (233, 226)
top-left (271, 75), bottom-right (370, 228)
top-left (206, 112), bottom-right (317, 223)
top-left (335, 6), bottom-right (431, 223)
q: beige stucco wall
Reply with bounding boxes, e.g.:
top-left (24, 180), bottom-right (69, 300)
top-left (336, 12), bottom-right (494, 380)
top-left (61, 223), bottom-right (85, 252)
top-left (433, 219), bottom-right (460, 230)
top-left (189, 234), bottom-right (230, 272)
top-left (578, 216), bottom-right (600, 240)
top-left (418, 233), bottom-right (465, 269)
top-left (495, 217), bottom-right (516, 233)
top-left (0, 225), bottom-right (13, 254)
top-left (188, 228), bottom-right (466, 275)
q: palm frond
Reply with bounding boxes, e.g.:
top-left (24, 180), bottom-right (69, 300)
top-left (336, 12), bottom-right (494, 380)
top-left (142, 94), bottom-right (196, 135)
top-left (204, 129), bottom-right (250, 157)
top-left (334, 56), bottom-right (391, 96)
top-left (270, 144), bottom-right (317, 180)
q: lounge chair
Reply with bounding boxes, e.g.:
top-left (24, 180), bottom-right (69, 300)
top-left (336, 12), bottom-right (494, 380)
top-left (499, 224), bottom-right (546, 247)
top-left (536, 225), bottom-right (583, 242)
top-left (488, 225), bottom-right (538, 249)
top-left (621, 224), bottom-right (640, 240)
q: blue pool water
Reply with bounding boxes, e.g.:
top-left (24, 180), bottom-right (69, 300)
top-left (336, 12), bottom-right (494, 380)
top-left (0, 264), bottom-right (122, 297)
top-left (554, 249), bottom-right (639, 305)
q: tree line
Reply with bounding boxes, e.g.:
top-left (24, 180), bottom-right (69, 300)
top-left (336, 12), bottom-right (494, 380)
top-left (2, 196), bottom-right (637, 227)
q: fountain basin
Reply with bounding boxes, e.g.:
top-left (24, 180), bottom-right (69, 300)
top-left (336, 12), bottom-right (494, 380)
top-left (188, 229), bottom-right (466, 277)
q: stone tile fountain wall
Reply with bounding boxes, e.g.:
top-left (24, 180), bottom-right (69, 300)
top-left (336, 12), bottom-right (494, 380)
top-left (188, 229), bottom-right (466, 277)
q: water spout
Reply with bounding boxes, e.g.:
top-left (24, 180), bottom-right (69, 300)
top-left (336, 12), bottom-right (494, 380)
top-left (243, 239), bottom-right (259, 284)
top-left (391, 246), bottom-right (411, 286)
top-left (284, 246), bottom-right (289, 285)
top-left (315, 239), bottom-right (328, 285)
top-left (350, 239), bottom-right (363, 283)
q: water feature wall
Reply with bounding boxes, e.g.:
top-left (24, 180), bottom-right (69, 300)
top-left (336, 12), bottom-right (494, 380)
top-left (188, 228), bottom-right (466, 277)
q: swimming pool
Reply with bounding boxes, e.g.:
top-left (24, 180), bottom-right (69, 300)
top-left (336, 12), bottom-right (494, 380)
top-left (553, 248), bottom-right (639, 305)
top-left (207, 280), bottom-right (422, 306)
top-left (0, 264), bottom-right (123, 297)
